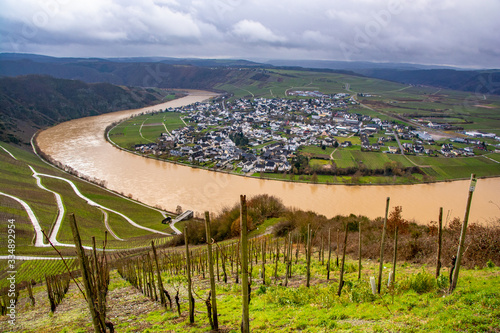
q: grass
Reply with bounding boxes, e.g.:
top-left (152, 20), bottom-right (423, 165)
top-left (408, 154), bottom-right (500, 180)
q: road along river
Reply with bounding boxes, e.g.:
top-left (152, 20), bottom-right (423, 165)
top-left (36, 91), bottom-right (500, 225)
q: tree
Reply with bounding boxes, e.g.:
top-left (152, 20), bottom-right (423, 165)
top-left (176, 205), bottom-right (183, 215)
top-left (311, 172), bottom-right (318, 183)
top-left (387, 206), bottom-right (408, 234)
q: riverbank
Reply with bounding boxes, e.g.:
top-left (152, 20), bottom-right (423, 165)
top-left (104, 108), bottom-right (499, 187)
top-left (33, 91), bottom-right (500, 225)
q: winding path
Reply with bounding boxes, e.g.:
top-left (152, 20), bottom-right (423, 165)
top-left (0, 191), bottom-right (47, 247)
top-left (1, 144), bottom-right (170, 253)
top-left (30, 169), bottom-right (170, 236)
top-left (29, 166), bottom-right (65, 245)
top-left (97, 208), bottom-right (124, 241)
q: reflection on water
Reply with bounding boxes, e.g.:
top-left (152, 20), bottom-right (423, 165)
top-left (36, 91), bottom-right (500, 225)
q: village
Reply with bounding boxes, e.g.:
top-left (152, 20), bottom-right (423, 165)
top-left (133, 94), bottom-right (498, 175)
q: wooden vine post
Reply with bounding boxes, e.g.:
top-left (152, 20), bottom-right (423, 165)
top-left (450, 174), bottom-right (477, 293)
top-left (337, 223), bottom-right (348, 296)
top-left (390, 226), bottom-right (399, 286)
top-left (204, 212), bottom-right (219, 330)
top-left (377, 197), bottom-right (390, 294)
top-left (336, 229), bottom-right (340, 267)
top-left (151, 241), bottom-right (166, 308)
top-left (306, 223), bottom-right (312, 288)
top-left (69, 213), bottom-right (106, 333)
top-left (261, 238), bottom-right (266, 285)
top-left (327, 228), bottom-right (332, 280)
top-left (435, 207), bottom-right (443, 278)
top-left (184, 226), bottom-right (195, 323)
top-left (240, 195), bottom-right (250, 333)
top-left (358, 221), bottom-right (362, 281)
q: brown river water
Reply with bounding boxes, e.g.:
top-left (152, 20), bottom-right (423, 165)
top-left (36, 91), bottom-right (500, 225)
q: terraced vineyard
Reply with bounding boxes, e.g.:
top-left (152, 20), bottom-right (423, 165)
top-left (0, 143), bottom-right (179, 257)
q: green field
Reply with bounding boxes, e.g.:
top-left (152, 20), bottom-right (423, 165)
top-left (408, 154), bottom-right (500, 179)
top-left (108, 112), bottom-right (185, 149)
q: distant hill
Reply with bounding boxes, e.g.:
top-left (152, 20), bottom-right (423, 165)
top-left (0, 54), bottom-right (238, 89)
top-left (2, 53), bottom-right (497, 95)
top-left (353, 68), bottom-right (500, 95)
top-left (0, 75), bottom-right (175, 144)
top-left (265, 59), bottom-right (460, 70)
top-left (266, 59), bottom-right (500, 95)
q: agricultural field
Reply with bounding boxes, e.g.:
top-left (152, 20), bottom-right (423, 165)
top-left (108, 111), bottom-right (185, 149)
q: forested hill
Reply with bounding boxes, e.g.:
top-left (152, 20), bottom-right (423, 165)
top-left (0, 75), bottom-right (176, 144)
top-left (2, 54), bottom-right (499, 95)
top-left (0, 56), bottom-right (233, 89)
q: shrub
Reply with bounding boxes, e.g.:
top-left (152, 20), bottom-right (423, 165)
top-left (273, 220), bottom-right (294, 237)
top-left (255, 285), bottom-right (267, 295)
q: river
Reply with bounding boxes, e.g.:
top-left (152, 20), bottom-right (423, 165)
top-left (36, 91), bottom-right (500, 225)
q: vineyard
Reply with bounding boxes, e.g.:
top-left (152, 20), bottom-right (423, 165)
top-left (1, 192), bottom-right (499, 332)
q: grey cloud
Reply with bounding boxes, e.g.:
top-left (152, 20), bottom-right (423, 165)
top-left (0, 0), bottom-right (499, 67)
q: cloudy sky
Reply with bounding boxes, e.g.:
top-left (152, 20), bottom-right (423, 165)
top-left (1, 0), bottom-right (499, 68)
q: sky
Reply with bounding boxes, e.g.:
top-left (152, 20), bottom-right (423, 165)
top-left (1, 0), bottom-right (499, 68)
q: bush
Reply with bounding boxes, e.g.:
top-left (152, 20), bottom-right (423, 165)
top-left (273, 220), bottom-right (294, 237)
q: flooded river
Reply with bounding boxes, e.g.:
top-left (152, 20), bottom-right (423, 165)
top-left (36, 91), bottom-right (500, 225)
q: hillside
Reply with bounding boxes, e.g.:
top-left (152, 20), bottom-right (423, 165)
top-left (0, 57), bottom-right (233, 89)
top-left (0, 142), bottom-right (175, 257)
top-left (0, 75), bottom-right (178, 144)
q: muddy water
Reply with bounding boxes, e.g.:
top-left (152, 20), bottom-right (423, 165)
top-left (36, 91), bottom-right (500, 225)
